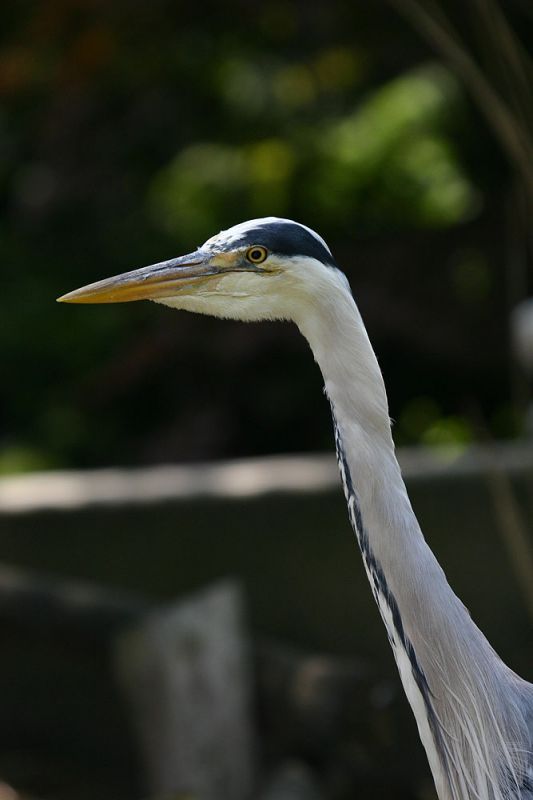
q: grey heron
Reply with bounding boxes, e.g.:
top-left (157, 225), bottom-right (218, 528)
top-left (59, 217), bottom-right (533, 800)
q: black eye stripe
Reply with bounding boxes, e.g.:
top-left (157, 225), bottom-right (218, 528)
top-left (228, 222), bottom-right (337, 268)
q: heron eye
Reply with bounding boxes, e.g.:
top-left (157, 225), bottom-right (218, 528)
top-left (245, 246), bottom-right (268, 264)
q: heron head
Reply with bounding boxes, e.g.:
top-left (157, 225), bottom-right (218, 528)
top-left (57, 217), bottom-right (346, 324)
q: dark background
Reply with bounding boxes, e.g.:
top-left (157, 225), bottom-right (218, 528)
top-left (1, 3), bottom-right (533, 799)
top-left (2, 0), bottom-right (532, 473)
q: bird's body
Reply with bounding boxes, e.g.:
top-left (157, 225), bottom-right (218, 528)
top-left (59, 217), bottom-right (533, 799)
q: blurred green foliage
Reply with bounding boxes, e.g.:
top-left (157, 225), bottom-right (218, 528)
top-left (151, 64), bottom-right (479, 242)
top-left (0, 1), bottom-right (530, 472)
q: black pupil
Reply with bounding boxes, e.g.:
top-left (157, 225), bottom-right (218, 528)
top-left (250, 249), bottom-right (263, 261)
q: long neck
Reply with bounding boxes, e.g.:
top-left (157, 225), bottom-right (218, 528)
top-left (296, 277), bottom-right (531, 800)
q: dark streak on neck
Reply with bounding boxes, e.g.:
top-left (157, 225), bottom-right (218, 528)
top-left (329, 402), bottom-right (451, 785)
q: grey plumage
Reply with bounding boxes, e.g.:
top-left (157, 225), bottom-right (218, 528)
top-left (59, 217), bottom-right (533, 800)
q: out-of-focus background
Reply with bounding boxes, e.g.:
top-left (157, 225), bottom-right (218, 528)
top-left (0, 2), bottom-right (532, 799)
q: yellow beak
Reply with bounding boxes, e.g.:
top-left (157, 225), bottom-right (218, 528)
top-left (57, 250), bottom-right (218, 304)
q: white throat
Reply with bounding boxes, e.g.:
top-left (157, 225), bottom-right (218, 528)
top-left (295, 270), bottom-right (532, 800)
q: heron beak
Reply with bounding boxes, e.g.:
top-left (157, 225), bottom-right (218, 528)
top-left (57, 249), bottom-right (220, 304)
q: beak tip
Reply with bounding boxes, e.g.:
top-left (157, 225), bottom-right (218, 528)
top-left (56, 287), bottom-right (105, 304)
top-left (56, 291), bottom-right (78, 304)
top-left (55, 249), bottom-right (212, 306)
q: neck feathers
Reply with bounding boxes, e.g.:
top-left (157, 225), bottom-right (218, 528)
top-left (297, 272), bottom-right (533, 800)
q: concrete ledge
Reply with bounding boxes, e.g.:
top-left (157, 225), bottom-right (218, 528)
top-left (0, 442), bottom-right (532, 514)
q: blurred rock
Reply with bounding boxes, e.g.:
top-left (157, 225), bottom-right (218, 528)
top-left (114, 581), bottom-right (255, 800)
top-left (256, 640), bottom-right (367, 756)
